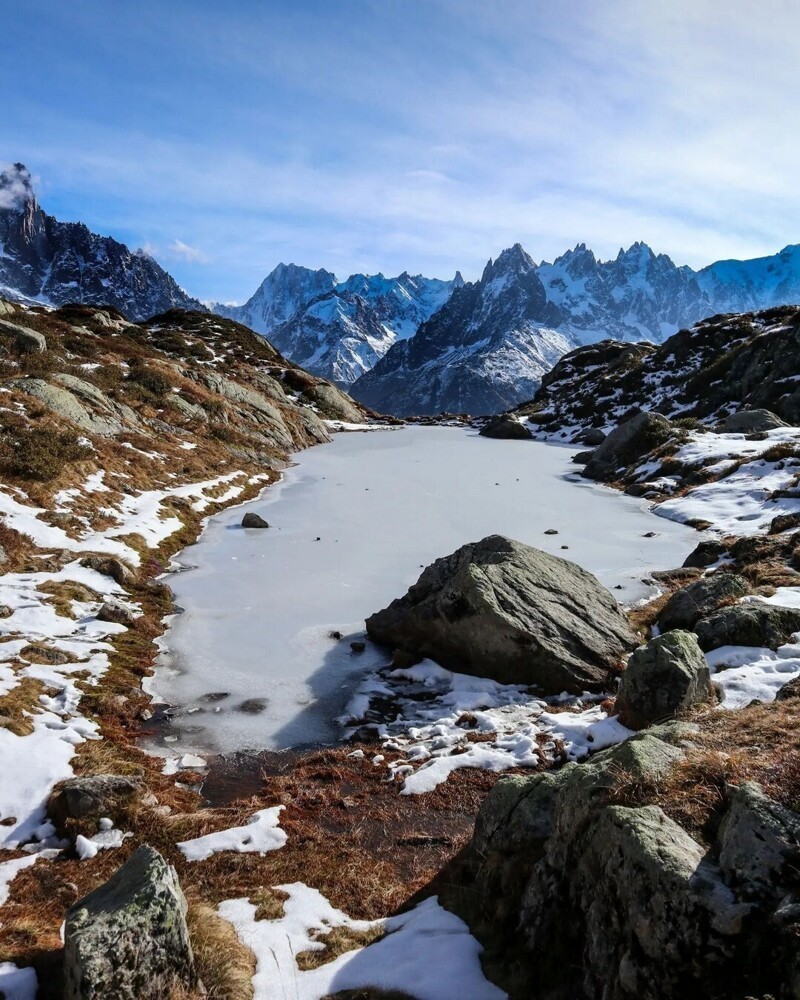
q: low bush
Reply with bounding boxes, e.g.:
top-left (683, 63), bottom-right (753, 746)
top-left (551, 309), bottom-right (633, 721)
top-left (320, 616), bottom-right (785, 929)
top-left (5, 427), bottom-right (93, 481)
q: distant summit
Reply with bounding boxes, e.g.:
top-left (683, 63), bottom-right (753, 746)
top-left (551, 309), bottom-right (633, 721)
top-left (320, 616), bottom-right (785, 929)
top-left (0, 162), bottom-right (203, 319)
top-left (214, 265), bottom-right (463, 386)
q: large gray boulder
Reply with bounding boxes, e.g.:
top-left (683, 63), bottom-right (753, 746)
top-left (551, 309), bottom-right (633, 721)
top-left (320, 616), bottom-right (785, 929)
top-left (615, 631), bottom-right (714, 729)
top-left (694, 602), bottom-right (800, 651)
top-left (723, 409), bottom-right (788, 433)
top-left (9, 378), bottom-right (123, 436)
top-left (479, 414), bottom-right (533, 440)
top-left (583, 411), bottom-right (673, 481)
top-left (64, 845), bottom-right (198, 999)
top-left (657, 572), bottom-right (752, 632)
top-left (365, 535), bottom-right (638, 693)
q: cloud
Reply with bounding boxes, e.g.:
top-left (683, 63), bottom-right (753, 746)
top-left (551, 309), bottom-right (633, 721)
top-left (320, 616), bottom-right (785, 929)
top-left (166, 239), bottom-right (210, 264)
top-left (0, 162), bottom-right (34, 211)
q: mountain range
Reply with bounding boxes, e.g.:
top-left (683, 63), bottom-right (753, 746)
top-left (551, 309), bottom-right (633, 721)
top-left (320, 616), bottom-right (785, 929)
top-left (0, 163), bottom-right (202, 320)
top-left (2, 161), bottom-right (800, 415)
top-left (350, 241), bottom-right (800, 415)
top-left (214, 265), bottom-right (463, 386)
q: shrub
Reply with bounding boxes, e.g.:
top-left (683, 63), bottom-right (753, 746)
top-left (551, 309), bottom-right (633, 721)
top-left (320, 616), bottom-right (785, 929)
top-left (6, 428), bottom-right (93, 481)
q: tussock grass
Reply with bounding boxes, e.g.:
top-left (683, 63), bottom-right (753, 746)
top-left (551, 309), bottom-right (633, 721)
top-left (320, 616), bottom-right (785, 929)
top-left (296, 924), bottom-right (385, 971)
top-left (0, 677), bottom-right (47, 736)
top-left (186, 903), bottom-right (256, 1000)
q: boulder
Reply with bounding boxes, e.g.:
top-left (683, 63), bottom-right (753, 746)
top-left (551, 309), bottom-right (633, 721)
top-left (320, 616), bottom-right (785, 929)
top-left (63, 845), bottom-right (197, 999)
top-left (682, 539), bottom-right (728, 568)
top-left (9, 378), bottom-right (122, 436)
top-left (717, 782), bottom-right (800, 898)
top-left (769, 512), bottom-right (800, 534)
top-left (657, 572), bottom-right (752, 631)
top-left (694, 602), bottom-right (800, 651)
top-left (80, 554), bottom-right (136, 586)
top-left (583, 411), bottom-right (674, 481)
top-left (580, 427), bottom-right (607, 446)
top-left (776, 677), bottom-right (800, 701)
top-left (478, 414), bottom-right (532, 440)
top-left (723, 409), bottom-right (788, 433)
top-left (365, 534), bottom-right (638, 693)
top-left (242, 512), bottom-right (269, 529)
top-left (616, 631), bottom-right (714, 729)
top-left (47, 775), bottom-right (143, 831)
top-left (0, 317), bottom-right (46, 353)
top-left (0, 543), bottom-right (6, 566)
top-left (97, 600), bottom-right (137, 627)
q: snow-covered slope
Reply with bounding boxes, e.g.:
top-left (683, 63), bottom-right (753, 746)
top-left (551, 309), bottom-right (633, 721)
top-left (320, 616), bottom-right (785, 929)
top-left (697, 244), bottom-right (800, 314)
top-left (215, 266), bottom-right (463, 386)
top-left (0, 163), bottom-right (203, 320)
top-left (352, 245), bottom-right (574, 415)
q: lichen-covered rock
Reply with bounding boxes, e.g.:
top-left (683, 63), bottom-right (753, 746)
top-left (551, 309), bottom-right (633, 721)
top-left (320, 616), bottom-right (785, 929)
top-left (63, 845), bottom-right (197, 999)
top-left (478, 414), bottom-right (532, 440)
top-left (717, 782), bottom-right (800, 898)
top-left (10, 378), bottom-right (124, 436)
top-left (615, 631), bottom-right (715, 729)
top-left (447, 730), bottom-right (800, 1000)
top-left (583, 411), bottom-right (673, 482)
top-left (657, 571), bottom-right (752, 631)
top-left (48, 775), bottom-right (142, 830)
top-left (366, 534), bottom-right (637, 693)
top-left (694, 602), bottom-right (800, 651)
top-left (776, 677), bottom-right (800, 700)
top-left (723, 409), bottom-right (788, 433)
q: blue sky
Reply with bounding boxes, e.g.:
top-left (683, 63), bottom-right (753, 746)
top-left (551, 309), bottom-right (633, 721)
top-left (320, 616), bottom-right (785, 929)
top-left (2, 0), bottom-right (799, 302)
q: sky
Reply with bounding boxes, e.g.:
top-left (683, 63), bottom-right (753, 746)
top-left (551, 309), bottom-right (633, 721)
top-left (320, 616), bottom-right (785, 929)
top-left (2, 0), bottom-right (800, 303)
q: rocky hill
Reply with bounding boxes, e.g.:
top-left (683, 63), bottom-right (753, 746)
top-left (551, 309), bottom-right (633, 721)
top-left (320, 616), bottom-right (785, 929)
top-left (214, 264), bottom-right (462, 386)
top-left (0, 164), bottom-right (204, 320)
top-left (517, 305), bottom-right (800, 438)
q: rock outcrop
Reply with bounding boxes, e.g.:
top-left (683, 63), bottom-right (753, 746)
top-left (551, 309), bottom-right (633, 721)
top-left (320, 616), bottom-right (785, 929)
top-left (583, 411), bottom-right (674, 481)
top-left (478, 414), bottom-right (533, 440)
top-left (366, 534), bottom-right (637, 693)
top-left (722, 409), bottom-right (789, 433)
top-left (63, 845), bottom-right (197, 999)
top-left (693, 601), bottom-right (800, 652)
top-left (446, 729), bottom-right (800, 1000)
top-left (657, 572), bottom-right (752, 631)
top-left (615, 631), bottom-right (714, 729)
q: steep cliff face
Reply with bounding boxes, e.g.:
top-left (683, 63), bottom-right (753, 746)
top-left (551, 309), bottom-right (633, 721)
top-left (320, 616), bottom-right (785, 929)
top-left (0, 164), bottom-right (204, 320)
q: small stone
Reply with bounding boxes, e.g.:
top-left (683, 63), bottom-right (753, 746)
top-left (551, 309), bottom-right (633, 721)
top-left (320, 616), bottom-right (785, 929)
top-left (329, 630), bottom-right (344, 640)
top-left (236, 698), bottom-right (268, 714)
top-left (97, 600), bottom-right (137, 627)
top-left (643, 531), bottom-right (657, 538)
top-left (544, 528), bottom-right (559, 535)
top-left (350, 641), bottom-right (367, 653)
top-left (242, 512), bottom-right (269, 529)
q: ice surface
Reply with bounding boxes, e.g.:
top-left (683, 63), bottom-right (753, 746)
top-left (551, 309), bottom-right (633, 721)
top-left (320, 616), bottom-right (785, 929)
top-left (153, 427), bottom-right (702, 754)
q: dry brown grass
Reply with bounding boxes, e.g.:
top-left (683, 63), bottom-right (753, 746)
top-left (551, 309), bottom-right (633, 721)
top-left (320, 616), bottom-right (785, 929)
top-left (251, 886), bottom-right (289, 921)
top-left (296, 923), bottom-right (385, 971)
top-left (0, 677), bottom-right (46, 736)
top-left (186, 903), bottom-right (256, 1000)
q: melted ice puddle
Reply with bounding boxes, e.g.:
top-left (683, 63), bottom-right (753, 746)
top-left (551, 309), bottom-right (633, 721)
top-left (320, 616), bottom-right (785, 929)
top-left (151, 427), bottom-right (701, 755)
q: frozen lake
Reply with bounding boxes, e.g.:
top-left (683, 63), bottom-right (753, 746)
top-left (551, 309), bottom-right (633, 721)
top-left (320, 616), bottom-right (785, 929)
top-left (152, 426), bottom-right (702, 755)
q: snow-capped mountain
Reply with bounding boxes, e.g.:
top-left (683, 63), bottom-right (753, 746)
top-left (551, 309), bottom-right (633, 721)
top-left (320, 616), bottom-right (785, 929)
top-left (696, 244), bottom-right (800, 314)
top-left (351, 244), bottom-right (575, 414)
top-left (0, 163), bottom-right (203, 319)
top-left (214, 265), bottom-right (463, 386)
top-left (351, 240), bottom-right (800, 416)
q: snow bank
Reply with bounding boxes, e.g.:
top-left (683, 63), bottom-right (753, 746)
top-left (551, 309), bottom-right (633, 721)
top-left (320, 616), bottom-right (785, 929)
top-left (178, 807), bottom-right (286, 862)
top-left (219, 882), bottom-right (506, 1000)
